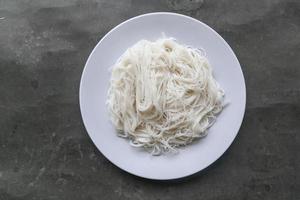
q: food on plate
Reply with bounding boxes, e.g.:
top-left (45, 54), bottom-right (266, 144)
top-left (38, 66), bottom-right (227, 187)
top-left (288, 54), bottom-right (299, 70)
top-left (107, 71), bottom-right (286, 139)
top-left (107, 38), bottom-right (224, 155)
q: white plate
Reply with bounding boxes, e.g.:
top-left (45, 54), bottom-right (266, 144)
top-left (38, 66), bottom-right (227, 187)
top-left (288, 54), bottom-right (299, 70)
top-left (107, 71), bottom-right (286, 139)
top-left (80, 12), bottom-right (246, 180)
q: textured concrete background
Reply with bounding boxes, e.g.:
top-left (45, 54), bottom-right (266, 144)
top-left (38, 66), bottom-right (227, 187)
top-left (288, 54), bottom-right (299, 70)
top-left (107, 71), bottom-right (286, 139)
top-left (0, 0), bottom-right (299, 199)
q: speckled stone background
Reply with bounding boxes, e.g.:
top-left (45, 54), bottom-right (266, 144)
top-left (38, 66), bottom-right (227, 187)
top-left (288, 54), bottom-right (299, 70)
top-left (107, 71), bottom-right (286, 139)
top-left (0, 0), bottom-right (299, 199)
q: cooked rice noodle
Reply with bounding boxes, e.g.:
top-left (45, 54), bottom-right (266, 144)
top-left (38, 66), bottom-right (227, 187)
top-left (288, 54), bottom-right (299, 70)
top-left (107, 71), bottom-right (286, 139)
top-left (107, 38), bottom-right (224, 155)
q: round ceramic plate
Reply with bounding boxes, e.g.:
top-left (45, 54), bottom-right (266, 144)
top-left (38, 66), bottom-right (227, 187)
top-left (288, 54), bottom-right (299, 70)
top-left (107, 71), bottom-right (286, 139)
top-left (80, 12), bottom-right (246, 180)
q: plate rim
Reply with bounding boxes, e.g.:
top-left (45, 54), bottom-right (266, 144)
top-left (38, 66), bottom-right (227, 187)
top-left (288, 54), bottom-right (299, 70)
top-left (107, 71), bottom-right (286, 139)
top-left (79, 12), bottom-right (246, 180)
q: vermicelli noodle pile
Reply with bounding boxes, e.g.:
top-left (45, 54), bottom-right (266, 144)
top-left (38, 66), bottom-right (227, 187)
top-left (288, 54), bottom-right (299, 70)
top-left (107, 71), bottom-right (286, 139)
top-left (107, 38), bottom-right (224, 155)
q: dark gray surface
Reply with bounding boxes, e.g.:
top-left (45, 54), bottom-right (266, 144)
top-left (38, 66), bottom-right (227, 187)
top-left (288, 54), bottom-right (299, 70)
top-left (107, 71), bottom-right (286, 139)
top-left (0, 0), bottom-right (299, 199)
